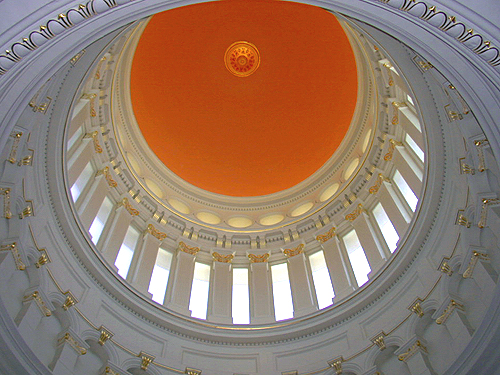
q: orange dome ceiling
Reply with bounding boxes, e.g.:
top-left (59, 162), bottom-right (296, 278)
top-left (130, 0), bottom-right (357, 197)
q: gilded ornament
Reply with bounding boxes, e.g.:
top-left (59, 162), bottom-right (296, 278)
top-left (369, 174), bottom-right (390, 194)
top-left (316, 227), bottom-right (336, 243)
top-left (438, 258), bottom-right (453, 276)
top-left (372, 334), bottom-right (386, 351)
top-left (98, 326), bottom-right (113, 346)
top-left (328, 357), bottom-right (343, 375)
top-left (391, 101), bottom-right (405, 125)
top-left (212, 251), bottom-right (234, 263)
top-left (139, 352), bottom-right (155, 371)
top-left (84, 130), bottom-right (102, 153)
top-left (398, 340), bottom-right (427, 362)
top-left (478, 198), bottom-right (499, 228)
top-left (409, 299), bottom-right (424, 317)
top-left (383, 138), bottom-right (403, 161)
top-left (59, 332), bottom-right (87, 355)
top-left (0, 188), bottom-right (12, 219)
top-left (146, 224), bottom-right (167, 241)
top-left (23, 291), bottom-right (51, 317)
top-left (179, 241), bottom-right (200, 256)
top-left (1, 242), bottom-right (25, 270)
top-left (96, 167), bottom-right (118, 188)
top-left (119, 198), bottom-right (139, 216)
top-left (474, 139), bottom-right (488, 172)
top-left (185, 368), bottom-right (202, 375)
top-left (224, 41), bottom-right (260, 77)
top-left (436, 300), bottom-right (464, 324)
top-left (19, 205), bottom-right (33, 219)
top-left (105, 367), bottom-right (120, 375)
top-left (463, 251), bottom-right (489, 278)
top-left (62, 291), bottom-right (78, 310)
top-left (8, 131), bottom-right (23, 164)
top-left (248, 253), bottom-right (269, 263)
top-left (35, 249), bottom-right (50, 268)
top-left (345, 204), bottom-right (365, 221)
top-left (283, 244), bottom-right (304, 258)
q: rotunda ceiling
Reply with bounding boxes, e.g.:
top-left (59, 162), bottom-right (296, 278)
top-left (130, 0), bottom-right (357, 197)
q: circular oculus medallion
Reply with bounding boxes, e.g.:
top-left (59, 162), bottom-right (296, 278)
top-left (225, 41), bottom-right (260, 77)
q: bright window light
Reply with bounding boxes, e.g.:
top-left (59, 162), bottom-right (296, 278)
top-left (393, 170), bottom-right (418, 212)
top-left (67, 126), bottom-right (83, 151)
top-left (372, 203), bottom-right (399, 252)
top-left (406, 94), bottom-right (415, 106)
top-left (189, 262), bottom-right (210, 319)
top-left (232, 268), bottom-right (250, 324)
top-left (309, 251), bottom-right (335, 309)
top-left (89, 196), bottom-right (113, 244)
top-left (70, 162), bottom-right (94, 202)
top-left (115, 225), bottom-right (140, 278)
top-left (342, 230), bottom-right (371, 287)
top-left (271, 263), bottom-right (294, 321)
top-left (148, 247), bottom-right (173, 304)
top-left (405, 133), bottom-right (424, 163)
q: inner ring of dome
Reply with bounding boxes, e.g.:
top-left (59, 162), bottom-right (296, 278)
top-left (130, 0), bottom-right (358, 197)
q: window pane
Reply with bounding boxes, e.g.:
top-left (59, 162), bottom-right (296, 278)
top-left (405, 133), bottom-right (424, 163)
top-left (232, 268), bottom-right (250, 324)
top-left (115, 226), bottom-right (140, 278)
top-left (342, 230), bottom-right (370, 287)
top-left (189, 262), bottom-right (210, 319)
top-left (393, 170), bottom-right (418, 211)
top-left (70, 162), bottom-right (94, 202)
top-left (372, 203), bottom-right (399, 252)
top-left (148, 247), bottom-right (173, 304)
top-left (309, 251), bottom-right (335, 309)
top-left (67, 126), bottom-right (83, 151)
top-left (271, 263), bottom-right (294, 321)
top-left (89, 196), bottom-right (113, 244)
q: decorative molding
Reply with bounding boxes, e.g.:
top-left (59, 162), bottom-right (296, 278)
top-left (82, 93), bottom-right (97, 117)
top-left (7, 131), bottom-right (22, 163)
top-left (378, 0), bottom-right (500, 67)
top-left (345, 203), bottom-right (365, 221)
top-left (178, 241), bottom-right (200, 256)
top-left (384, 138), bottom-right (402, 161)
top-left (383, 62), bottom-right (394, 86)
top-left (0, 187), bottom-right (12, 219)
top-left (474, 139), bottom-right (489, 172)
top-left (58, 332), bottom-right (87, 355)
top-left (185, 368), bottom-right (202, 375)
top-left (371, 332), bottom-right (387, 350)
top-left (84, 130), bottom-right (102, 153)
top-left (456, 211), bottom-right (471, 228)
top-left (94, 56), bottom-right (107, 79)
top-left (463, 250), bottom-right (489, 278)
top-left (283, 243), bottom-right (304, 258)
top-left (369, 174), bottom-right (390, 194)
top-left (438, 257), bottom-right (453, 276)
top-left (409, 298), bottom-right (424, 317)
top-left (19, 204), bottom-right (33, 219)
top-left (328, 357), bottom-right (343, 375)
top-left (139, 351), bottom-right (155, 371)
top-left (145, 224), bottom-right (167, 241)
top-left (398, 340), bottom-right (427, 362)
top-left (96, 166), bottom-right (118, 187)
top-left (212, 251), bottom-right (234, 263)
top-left (35, 248), bottom-right (51, 268)
top-left (70, 50), bottom-right (86, 66)
top-left (436, 300), bottom-right (464, 324)
top-left (478, 197), bottom-right (499, 228)
top-left (23, 291), bottom-right (51, 317)
top-left (248, 253), bottom-right (269, 263)
top-left (316, 227), bottom-right (336, 243)
top-left (98, 326), bottom-right (114, 346)
top-left (1, 242), bottom-right (25, 270)
top-left (62, 290), bottom-right (78, 310)
top-left (391, 101), bottom-right (405, 125)
top-left (118, 197), bottom-right (139, 216)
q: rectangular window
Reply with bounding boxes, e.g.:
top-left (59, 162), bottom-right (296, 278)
top-left (372, 202), bottom-right (399, 252)
top-left (342, 230), bottom-right (371, 287)
top-left (70, 162), bottom-right (94, 202)
top-left (232, 268), bottom-right (250, 324)
top-left (148, 247), bottom-right (173, 304)
top-left (393, 170), bottom-right (418, 212)
top-left (271, 263), bottom-right (294, 321)
top-left (67, 126), bottom-right (83, 152)
top-left (405, 133), bottom-right (424, 163)
top-left (406, 94), bottom-right (415, 106)
top-left (89, 196), bottom-right (113, 244)
top-left (309, 250), bottom-right (335, 309)
top-left (189, 262), bottom-right (210, 320)
top-left (115, 225), bottom-right (140, 279)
